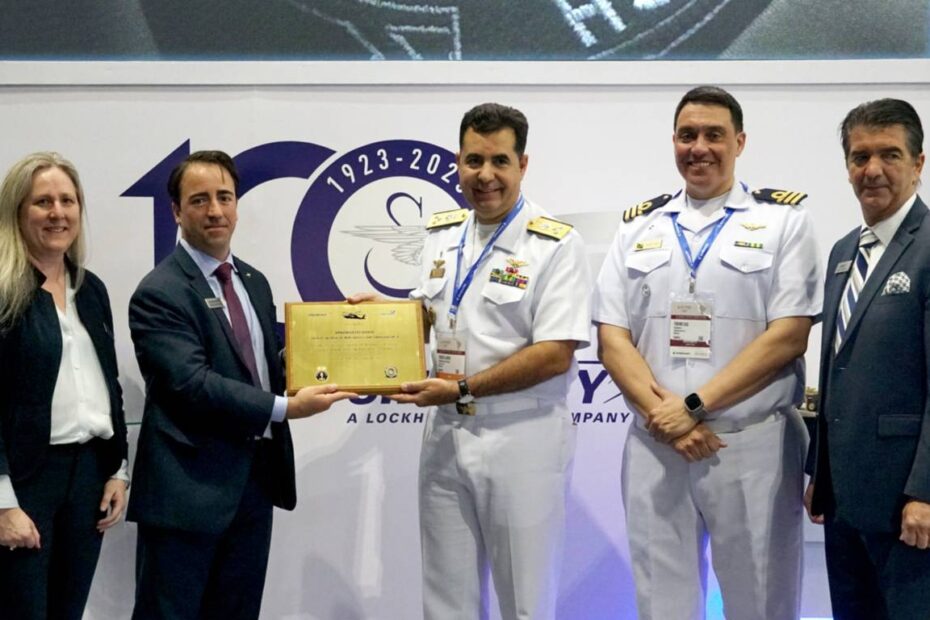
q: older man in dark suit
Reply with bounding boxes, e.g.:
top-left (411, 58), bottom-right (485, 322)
top-left (127, 151), bottom-right (354, 620)
top-left (806, 99), bottom-right (929, 619)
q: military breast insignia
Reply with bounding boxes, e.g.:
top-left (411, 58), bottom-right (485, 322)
top-left (734, 240), bottom-right (764, 249)
top-left (752, 188), bottom-right (807, 206)
top-left (430, 259), bottom-right (446, 278)
top-left (740, 222), bottom-right (767, 231)
top-left (623, 194), bottom-right (673, 222)
top-left (490, 257), bottom-right (530, 289)
top-left (527, 216), bottom-right (572, 240)
top-left (634, 239), bottom-right (663, 251)
top-left (426, 208), bottom-right (469, 229)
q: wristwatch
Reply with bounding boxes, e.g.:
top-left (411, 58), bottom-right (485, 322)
top-left (457, 379), bottom-right (475, 404)
top-left (684, 392), bottom-right (706, 422)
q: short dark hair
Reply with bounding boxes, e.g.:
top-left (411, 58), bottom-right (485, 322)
top-left (840, 98), bottom-right (924, 159)
top-left (674, 86), bottom-right (744, 133)
top-left (459, 103), bottom-right (529, 156)
top-left (167, 150), bottom-right (240, 204)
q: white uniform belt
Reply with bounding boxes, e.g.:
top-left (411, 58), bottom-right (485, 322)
top-left (440, 397), bottom-right (545, 416)
top-left (702, 407), bottom-right (795, 433)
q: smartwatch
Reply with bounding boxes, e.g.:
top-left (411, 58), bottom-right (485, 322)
top-left (684, 392), bottom-right (706, 422)
top-left (457, 379), bottom-right (475, 404)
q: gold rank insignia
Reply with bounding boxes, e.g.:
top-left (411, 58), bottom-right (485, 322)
top-left (430, 259), bottom-right (446, 278)
top-left (527, 216), bottom-right (572, 240)
top-left (752, 188), bottom-right (807, 206)
top-left (623, 193), bottom-right (674, 222)
top-left (734, 240), bottom-right (764, 250)
top-left (426, 208), bottom-right (469, 229)
top-left (740, 222), bottom-right (767, 231)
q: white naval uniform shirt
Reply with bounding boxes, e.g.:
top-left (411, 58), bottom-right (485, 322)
top-left (411, 199), bottom-right (592, 410)
top-left (593, 182), bottom-right (823, 432)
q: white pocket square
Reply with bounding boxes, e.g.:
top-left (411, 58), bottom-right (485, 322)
top-left (882, 271), bottom-right (911, 295)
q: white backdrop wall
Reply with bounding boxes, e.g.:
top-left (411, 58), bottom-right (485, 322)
top-left (1, 59), bottom-right (928, 619)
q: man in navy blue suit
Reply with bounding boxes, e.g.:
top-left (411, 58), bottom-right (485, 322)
top-left (128, 151), bottom-right (354, 620)
top-left (806, 99), bottom-right (929, 619)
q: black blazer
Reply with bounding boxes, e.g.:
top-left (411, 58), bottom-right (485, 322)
top-left (127, 245), bottom-right (295, 535)
top-left (809, 198), bottom-right (930, 532)
top-left (0, 267), bottom-right (128, 483)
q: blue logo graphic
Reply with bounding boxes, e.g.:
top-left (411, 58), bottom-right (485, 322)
top-left (125, 139), bottom-right (467, 301)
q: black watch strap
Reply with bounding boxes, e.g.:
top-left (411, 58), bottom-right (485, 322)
top-left (457, 379), bottom-right (474, 403)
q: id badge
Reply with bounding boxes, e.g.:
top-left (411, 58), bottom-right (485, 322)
top-left (669, 293), bottom-right (714, 360)
top-left (435, 329), bottom-right (468, 380)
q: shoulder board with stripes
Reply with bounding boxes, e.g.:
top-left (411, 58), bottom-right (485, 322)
top-left (426, 209), bottom-right (469, 230)
top-left (752, 188), bottom-right (807, 206)
top-left (527, 216), bottom-right (572, 240)
top-left (623, 194), bottom-right (673, 223)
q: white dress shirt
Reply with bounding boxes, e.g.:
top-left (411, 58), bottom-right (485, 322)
top-left (0, 273), bottom-right (128, 509)
top-left (863, 192), bottom-right (918, 281)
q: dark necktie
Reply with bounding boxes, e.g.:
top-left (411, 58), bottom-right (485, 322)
top-left (214, 263), bottom-right (261, 386)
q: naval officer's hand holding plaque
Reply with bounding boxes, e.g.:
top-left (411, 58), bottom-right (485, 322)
top-left (285, 300), bottom-right (426, 395)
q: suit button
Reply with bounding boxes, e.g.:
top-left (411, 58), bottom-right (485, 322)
top-left (833, 418), bottom-right (840, 423)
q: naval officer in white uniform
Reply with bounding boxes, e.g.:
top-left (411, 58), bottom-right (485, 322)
top-left (594, 86), bottom-right (822, 619)
top-left (391, 102), bottom-right (591, 620)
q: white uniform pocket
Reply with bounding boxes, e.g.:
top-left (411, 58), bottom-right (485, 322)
top-left (716, 246), bottom-right (773, 320)
top-left (626, 249), bottom-right (672, 322)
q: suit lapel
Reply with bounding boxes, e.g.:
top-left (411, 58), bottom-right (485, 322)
top-left (838, 200), bottom-right (927, 353)
top-left (173, 245), bottom-right (253, 374)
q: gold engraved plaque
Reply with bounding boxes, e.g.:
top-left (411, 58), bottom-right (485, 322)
top-left (285, 301), bottom-right (426, 395)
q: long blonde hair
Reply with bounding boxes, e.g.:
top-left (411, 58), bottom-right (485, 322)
top-left (0, 152), bottom-right (87, 329)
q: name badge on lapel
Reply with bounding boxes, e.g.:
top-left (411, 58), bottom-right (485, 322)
top-left (834, 260), bottom-right (852, 275)
top-left (205, 297), bottom-right (224, 309)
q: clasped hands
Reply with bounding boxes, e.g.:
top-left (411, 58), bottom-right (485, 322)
top-left (646, 383), bottom-right (726, 462)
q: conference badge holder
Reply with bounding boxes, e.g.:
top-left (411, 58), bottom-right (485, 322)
top-left (669, 292), bottom-right (714, 361)
top-left (435, 329), bottom-right (468, 381)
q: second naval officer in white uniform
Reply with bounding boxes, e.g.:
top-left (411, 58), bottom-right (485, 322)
top-left (594, 86), bottom-right (822, 619)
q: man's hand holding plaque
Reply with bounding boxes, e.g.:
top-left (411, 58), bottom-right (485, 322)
top-left (285, 384), bottom-right (359, 419)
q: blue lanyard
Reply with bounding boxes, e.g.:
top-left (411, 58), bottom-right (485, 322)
top-left (671, 207), bottom-right (734, 293)
top-left (449, 195), bottom-right (526, 328)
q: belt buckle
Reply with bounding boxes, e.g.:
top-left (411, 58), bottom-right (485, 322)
top-left (455, 402), bottom-right (476, 416)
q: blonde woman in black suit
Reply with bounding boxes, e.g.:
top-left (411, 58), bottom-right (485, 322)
top-left (0, 152), bottom-right (129, 620)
